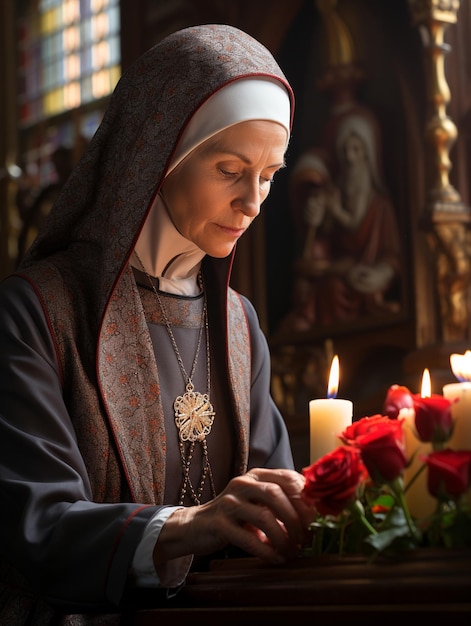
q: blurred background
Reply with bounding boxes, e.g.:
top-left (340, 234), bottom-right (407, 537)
top-left (1, 0), bottom-right (470, 470)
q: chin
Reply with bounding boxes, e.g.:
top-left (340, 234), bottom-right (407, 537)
top-left (204, 244), bottom-right (236, 259)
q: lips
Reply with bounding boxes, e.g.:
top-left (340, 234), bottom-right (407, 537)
top-left (217, 224), bottom-right (246, 237)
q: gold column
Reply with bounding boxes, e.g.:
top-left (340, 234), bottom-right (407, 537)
top-left (408, 0), bottom-right (471, 342)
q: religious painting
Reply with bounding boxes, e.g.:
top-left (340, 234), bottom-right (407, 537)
top-left (277, 105), bottom-right (404, 335)
top-left (266, 0), bottom-right (416, 342)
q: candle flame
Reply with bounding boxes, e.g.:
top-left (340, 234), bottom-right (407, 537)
top-left (450, 350), bottom-right (471, 382)
top-left (327, 355), bottom-right (339, 399)
top-left (421, 368), bottom-right (431, 398)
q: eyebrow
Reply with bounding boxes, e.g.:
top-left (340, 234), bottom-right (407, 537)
top-left (204, 130), bottom-right (287, 167)
top-left (213, 148), bottom-right (286, 170)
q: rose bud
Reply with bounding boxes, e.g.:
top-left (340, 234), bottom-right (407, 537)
top-left (422, 449), bottom-right (471, 500)
top-left (383, 384), bottom-right (414, 420)
top-left (412, 394), bottom-right (454, 444)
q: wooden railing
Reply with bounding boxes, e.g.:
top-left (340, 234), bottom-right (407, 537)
top-left (131, 549), bottom-right (471, 624)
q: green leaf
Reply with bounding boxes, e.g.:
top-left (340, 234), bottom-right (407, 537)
top-left (365, 525), bottom-right (414, 552)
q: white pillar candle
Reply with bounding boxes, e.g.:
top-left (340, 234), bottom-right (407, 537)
top-left (401, 370), bottom-right (435, 520)
top-left (309, 398), bottom-right (353, 463)
top-left (443, 353), bottom-right (471, 509)
top-left (401, 407), bottom-right (435, 520)
top-left (443, 351), bottom-right (471, 451)
top-left (442, 382), bottom-right (471, 450)
top-left (309, 355), bottom-right (353, 463)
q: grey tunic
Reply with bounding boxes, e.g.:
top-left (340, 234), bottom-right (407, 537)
top-left (0, 273), bottom-right (293, 620)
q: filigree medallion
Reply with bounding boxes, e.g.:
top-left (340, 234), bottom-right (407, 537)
top-left (174, 381), bottom-right (215, 442)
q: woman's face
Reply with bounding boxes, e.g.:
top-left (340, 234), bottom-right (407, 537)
top-left (161, 120), bottom-right (287, 258)
top-left (343, 132), bottom-right (367, 166)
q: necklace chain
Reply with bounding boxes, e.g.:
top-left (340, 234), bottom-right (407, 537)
top-left (133, 251), bottom-right (216, 505)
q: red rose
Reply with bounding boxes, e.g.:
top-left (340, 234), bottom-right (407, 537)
top-left (341, 414), bottom-right (393, 442)
top-left (302, 446), bottom-right (368, 517)
top-left (341, 414), bottom-right (407, 483)
top-left (412, 394), bottom-right (454, 444)
top-left (383, 384), bottom-right (414, 419)
top-left (422, 449), bottom-right (471, 499)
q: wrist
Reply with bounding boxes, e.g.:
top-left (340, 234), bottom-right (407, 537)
top-left (153, 507), bottom-right (193, 565)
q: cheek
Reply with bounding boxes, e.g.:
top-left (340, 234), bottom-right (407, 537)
top-left (172, 192), bottom-right (215, 240)
top-left (261, 187), bottom-right (271, 204)
top-left (164, 173), bottom-right (202, 228)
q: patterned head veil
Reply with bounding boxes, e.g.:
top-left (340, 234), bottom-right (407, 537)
top-left (20, 24), bottom-right (294, 320)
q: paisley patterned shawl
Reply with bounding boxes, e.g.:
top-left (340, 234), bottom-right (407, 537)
top-left (17, 24), bottom-right (294, 504)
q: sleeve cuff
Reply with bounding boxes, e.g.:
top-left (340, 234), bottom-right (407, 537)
top-left (131, 506), bottom-right (193, 588)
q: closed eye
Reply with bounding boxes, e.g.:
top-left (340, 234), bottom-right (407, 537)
top-left (219, 168), bottom-right (238, 178)
top-left (218, 168), bottom-right (280, 186)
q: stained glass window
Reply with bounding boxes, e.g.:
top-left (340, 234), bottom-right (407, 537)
top-left (18, 0), bottom-right (121, 126)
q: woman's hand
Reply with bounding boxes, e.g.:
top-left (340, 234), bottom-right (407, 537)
top-left (153, 468), bottom-right (315, 566)
top-left (346, 261), bottom-right (394, 293)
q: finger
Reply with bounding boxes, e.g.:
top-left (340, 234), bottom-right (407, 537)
top-left (208, 482), bottom-right (301, 560)
top-left (245, 467), bottom-right (305, 494)
top-left (239, 471), bottom-right (308, 546)
top-left (219, 502), bottom-right (294, 564)
top-left (246, 468), bottom-right (315, 524)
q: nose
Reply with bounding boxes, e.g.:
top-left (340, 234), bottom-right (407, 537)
top-left (233, 178), bottom-right (261, 218)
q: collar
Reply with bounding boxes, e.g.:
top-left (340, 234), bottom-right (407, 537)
top-left (132, 193), bottom-right (205, 296)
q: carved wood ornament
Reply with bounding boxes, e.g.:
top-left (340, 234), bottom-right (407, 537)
top-left (408, 0), bottom-right (471, 342)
